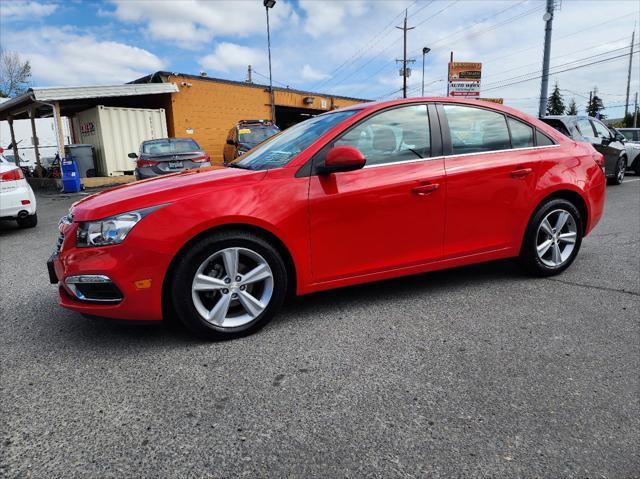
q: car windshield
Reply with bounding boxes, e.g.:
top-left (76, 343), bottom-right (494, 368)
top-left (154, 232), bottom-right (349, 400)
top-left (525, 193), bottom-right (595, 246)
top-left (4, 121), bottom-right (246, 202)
top-left (238, 125), bottom-right (280, 146)
top-left (142, 139), bottom-right (200, 155)
top-left (229, 110), bottom-right (359, 170)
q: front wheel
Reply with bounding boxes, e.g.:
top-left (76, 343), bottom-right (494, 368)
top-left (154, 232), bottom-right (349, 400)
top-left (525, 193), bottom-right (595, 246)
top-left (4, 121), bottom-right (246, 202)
top-left (171, 231), bottom-right (288, 340)
top-left (608, 157), bottom-right (626, 185)
top-left (519, 199), bottom-right (582, 276)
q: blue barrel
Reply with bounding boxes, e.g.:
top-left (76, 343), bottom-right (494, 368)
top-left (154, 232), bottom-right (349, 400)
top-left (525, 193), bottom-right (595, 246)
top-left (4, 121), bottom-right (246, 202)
top-left (61, 157), bottom-right (82, 193)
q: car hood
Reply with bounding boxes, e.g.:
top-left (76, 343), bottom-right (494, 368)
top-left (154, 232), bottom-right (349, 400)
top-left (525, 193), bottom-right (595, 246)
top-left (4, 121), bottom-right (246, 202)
top-left (71, 165), bottom-right (266, 221)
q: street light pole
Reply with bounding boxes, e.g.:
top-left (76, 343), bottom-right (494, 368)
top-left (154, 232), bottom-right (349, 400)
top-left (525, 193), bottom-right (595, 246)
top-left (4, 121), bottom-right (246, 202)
top-left (264, 0), bottom-right (276, 125)
top-left (421, 47), bottom-right (430, 97)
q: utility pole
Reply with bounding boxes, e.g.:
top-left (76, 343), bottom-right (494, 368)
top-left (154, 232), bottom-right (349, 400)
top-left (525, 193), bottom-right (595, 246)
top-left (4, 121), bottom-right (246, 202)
top-left (634, 92), bottom-right (638, 127)
top-left (624, 30), bottom-right (635, 117)
top-left (246, 65), bottom-right (253, 83)
top-left (587, 90), bottom-right (593, 116)
top-left (396, 10), bottom-right (415, 98)
top-left (538, 0), bottom-right (555, 118)
top-left (264, 0), bottom-right (276, 124)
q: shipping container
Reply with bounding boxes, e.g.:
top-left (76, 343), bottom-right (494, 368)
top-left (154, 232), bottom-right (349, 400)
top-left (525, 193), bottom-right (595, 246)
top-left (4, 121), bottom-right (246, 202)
top-left (73, 106), bottom-right (167, 176)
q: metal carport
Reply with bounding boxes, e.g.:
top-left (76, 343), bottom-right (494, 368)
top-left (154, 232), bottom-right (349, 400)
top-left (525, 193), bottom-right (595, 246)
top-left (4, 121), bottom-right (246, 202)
top-left (0, 83), bottom-right (178, 173)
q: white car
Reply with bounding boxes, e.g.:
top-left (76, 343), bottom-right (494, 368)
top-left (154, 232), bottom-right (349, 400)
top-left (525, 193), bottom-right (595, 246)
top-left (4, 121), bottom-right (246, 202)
top-left (0, 150), bottom-right (37, 228)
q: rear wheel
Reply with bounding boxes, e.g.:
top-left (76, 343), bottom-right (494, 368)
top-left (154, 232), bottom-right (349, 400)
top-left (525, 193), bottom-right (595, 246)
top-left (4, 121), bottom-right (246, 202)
top-left (607, 157), bottom-right (626, 185)
top-left (171, 231), bottom-right (287, 340)
top-left (519, 199), bottom-right (582, 276)
top-left (17, 213), bottom-right (37, 228)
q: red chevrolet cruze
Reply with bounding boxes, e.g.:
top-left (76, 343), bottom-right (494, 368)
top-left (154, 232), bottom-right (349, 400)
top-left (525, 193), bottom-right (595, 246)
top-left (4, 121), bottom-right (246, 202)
top-left (49, 98), bottom-right (606, 339)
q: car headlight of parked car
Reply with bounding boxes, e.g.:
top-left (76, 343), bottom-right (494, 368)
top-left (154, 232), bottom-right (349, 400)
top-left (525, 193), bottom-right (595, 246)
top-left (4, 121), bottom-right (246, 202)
top-left (76, 205), bottom-right (163, 247)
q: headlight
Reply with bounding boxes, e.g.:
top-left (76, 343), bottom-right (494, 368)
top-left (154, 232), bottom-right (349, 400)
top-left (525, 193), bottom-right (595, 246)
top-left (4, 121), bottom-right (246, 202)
top-left (76, 205), bottom-right (162, 247)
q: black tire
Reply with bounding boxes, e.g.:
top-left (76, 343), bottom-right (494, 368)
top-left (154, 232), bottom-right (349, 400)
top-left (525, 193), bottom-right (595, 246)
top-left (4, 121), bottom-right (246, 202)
top-left (607, 156), bottom-right (626, 185)
top-left (518, 198), bottom-right (582, 276)
top-left (16, 213), bottom-right (37, 228)
top-left (634, 159), bottom-right (640, 176)
top-left (171, 230), bottom-right (288, 340)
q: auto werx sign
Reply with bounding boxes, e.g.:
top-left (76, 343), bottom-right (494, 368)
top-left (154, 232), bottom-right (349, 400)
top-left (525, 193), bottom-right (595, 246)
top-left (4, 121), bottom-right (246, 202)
top-left (448, 62), bottom-right (482, 97)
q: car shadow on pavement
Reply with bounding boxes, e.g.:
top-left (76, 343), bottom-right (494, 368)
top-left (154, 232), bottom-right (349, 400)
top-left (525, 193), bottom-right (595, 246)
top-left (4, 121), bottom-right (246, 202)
top-left (46, 259), bottom-right (523, 346)
top-left (275, 259), bottom-right (523, 326)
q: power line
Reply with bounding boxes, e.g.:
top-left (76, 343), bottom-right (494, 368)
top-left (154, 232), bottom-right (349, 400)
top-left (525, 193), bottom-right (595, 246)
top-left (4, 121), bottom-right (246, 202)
top-left (325, 0), bottom-right (461, 90)
top-left (352, 1), bottom-right (541, 95)
top-left (311, 1), bottom-right (422, 90)
top-left (483, 50), bottom-right (638, 92)
top-left (484, 44), bottom-right (639, 89)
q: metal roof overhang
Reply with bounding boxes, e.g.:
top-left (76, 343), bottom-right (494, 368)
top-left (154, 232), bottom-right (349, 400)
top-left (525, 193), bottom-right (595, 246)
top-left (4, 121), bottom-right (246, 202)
top-left (0, 83), bottom-right (178, 121)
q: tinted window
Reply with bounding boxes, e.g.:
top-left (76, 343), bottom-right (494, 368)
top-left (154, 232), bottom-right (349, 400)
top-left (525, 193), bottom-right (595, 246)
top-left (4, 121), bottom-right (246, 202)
top-left (443, 105), bottom-right (510, 154)
top-left (230, 110), bottom-right (359, 170)
top-left (508, 117), bottom-right (534, 148)
top-left (238, 125), bottom-right (280, 146)
top-left (592, 120), bottom-right (611, 138)
top-left (619, 129), bottom-right (639, 141)
top-left (536, 130), bottom-right (554, 146)
top-left (334, 105), bottom-right (430, 166)
top-left (142, 139), bottom-right (200, 154)
top-left (576, 119), bottom-right (595, 138)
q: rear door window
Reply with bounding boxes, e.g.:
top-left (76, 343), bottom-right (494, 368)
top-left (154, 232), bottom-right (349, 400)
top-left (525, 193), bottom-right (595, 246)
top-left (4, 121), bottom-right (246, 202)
top-left (535, 130), bottom-right (555, 146)
top-left (592, 120), bottom-right (612, 138)
top-left (576, 119), bottom-right (595, 138)
top-left (508, 117), bottom-right (534, 148)
top-left (443, 105), bottom-right (511, 155)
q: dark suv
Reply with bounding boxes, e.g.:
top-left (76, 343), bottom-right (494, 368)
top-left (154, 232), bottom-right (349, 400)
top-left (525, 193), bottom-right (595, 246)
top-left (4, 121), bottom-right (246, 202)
top-left (223, 120), bottom-right (279, 164)
top-left (540, 116), bottom-right (628, 185)
top-left (129, 138), bottom-right (210, 180)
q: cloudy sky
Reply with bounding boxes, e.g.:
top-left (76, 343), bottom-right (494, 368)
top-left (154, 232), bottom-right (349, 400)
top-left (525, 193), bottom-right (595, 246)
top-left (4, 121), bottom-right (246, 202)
top-left (1, 0), bottom-right (638, 117)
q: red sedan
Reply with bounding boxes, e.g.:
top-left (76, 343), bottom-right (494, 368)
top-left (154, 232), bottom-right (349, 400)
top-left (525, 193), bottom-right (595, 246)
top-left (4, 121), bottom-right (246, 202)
top-left (48, 98), bottom-right (606, 339)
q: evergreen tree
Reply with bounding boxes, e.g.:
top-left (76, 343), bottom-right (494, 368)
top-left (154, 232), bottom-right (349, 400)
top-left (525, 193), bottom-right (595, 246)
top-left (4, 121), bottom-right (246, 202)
top-left (546, 82), bottom-right (566, 115)
top-left (585, 87), bottom-right (605, 118)
top-left (567, 98), bottom-right (578, 115)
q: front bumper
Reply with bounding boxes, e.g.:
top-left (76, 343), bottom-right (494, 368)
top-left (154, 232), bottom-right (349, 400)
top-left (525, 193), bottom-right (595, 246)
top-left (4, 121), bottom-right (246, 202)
top-left (49, 222), bottom-right (168, 321)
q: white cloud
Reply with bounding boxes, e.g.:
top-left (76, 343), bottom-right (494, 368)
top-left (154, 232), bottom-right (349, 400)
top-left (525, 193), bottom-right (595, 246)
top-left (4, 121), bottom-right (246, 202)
top-left (298, 0), bottom-right (368, 38)
top-left (300, 64), bottom-right (329, 82)
top-left (1, 0), bottom-right (57, 20)
top-left (7, 28), bottom-right (164, 85)
top-left (200, 43), bottom-right (266, 75)
top-left (108, 0), bottom-right (295, 48)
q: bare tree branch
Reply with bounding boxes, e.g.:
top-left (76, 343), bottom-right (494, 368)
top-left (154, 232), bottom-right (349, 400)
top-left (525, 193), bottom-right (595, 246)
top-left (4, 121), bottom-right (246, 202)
top-left (0, 48), bottom-right (32, 98)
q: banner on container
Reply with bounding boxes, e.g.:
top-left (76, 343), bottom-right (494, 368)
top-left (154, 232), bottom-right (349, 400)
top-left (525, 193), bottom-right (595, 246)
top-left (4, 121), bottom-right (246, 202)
top-left (448, 62), bottom-right (482, 97)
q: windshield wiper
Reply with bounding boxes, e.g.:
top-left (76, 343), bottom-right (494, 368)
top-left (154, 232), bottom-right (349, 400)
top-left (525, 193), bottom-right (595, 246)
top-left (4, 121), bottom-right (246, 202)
top-left (226, 163), bottom-right (252, 170)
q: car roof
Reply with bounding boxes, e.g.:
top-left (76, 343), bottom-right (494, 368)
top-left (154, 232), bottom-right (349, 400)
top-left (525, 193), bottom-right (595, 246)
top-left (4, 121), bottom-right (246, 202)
top-left (142, 137), bottom-right (197, 143)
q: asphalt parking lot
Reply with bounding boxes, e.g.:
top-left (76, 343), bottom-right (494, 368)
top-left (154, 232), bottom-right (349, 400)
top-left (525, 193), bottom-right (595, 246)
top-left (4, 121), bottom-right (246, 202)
top-left (1, 179), bottom-right (639, 478)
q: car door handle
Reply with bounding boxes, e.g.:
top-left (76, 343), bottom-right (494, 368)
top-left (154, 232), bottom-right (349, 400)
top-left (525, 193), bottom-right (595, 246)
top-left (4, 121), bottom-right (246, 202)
top-left (510, 168), bottom-right (532, 178)
top-left (412, 183), bottom-right (439, 196)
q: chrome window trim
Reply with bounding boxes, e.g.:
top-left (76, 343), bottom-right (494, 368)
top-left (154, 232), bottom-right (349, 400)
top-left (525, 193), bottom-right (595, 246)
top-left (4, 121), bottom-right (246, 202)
top-left (362, 144), bottom-right (560, 169)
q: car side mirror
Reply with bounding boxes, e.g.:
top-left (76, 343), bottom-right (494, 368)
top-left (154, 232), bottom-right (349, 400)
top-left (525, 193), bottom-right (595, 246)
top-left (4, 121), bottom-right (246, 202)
top-left (600, 136), bottom-right (612, 146)
top-left (318, 145), bottom-right (366, 174)
top-left (128, 152), bottom-right (138, 159)
top-left (226, 139), bottom-right (236, 145)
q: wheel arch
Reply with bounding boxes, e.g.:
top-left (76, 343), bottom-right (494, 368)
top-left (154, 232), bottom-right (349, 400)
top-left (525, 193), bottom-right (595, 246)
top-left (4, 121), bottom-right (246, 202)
top-left (532, 188), bottom-right (589, 236)
top-left (161, 223), bottom-right (298, 322)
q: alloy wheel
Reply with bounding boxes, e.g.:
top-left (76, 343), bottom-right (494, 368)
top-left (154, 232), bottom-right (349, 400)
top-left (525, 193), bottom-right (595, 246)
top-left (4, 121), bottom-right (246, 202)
top-left (536, 209), bottom-right (578, 267)
top-left (191, 247), bottom-right (274, 328)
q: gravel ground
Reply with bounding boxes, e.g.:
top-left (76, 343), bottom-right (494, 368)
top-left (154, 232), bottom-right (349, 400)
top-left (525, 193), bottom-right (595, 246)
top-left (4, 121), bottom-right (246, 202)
top-left (1, 178), bottom-right (638, 478)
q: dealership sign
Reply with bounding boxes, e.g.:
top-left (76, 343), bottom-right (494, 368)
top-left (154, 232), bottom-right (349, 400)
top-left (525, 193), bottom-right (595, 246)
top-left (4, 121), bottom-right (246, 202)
top-left (448, 62), bottom-right (482, 97)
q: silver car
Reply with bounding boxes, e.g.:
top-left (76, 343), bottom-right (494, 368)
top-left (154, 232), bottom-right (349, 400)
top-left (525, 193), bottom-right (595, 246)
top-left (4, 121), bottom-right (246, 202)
top-left (129, 138), bottom-right (211, 180)
top-left (616, 128), bottom-right (640, 174)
